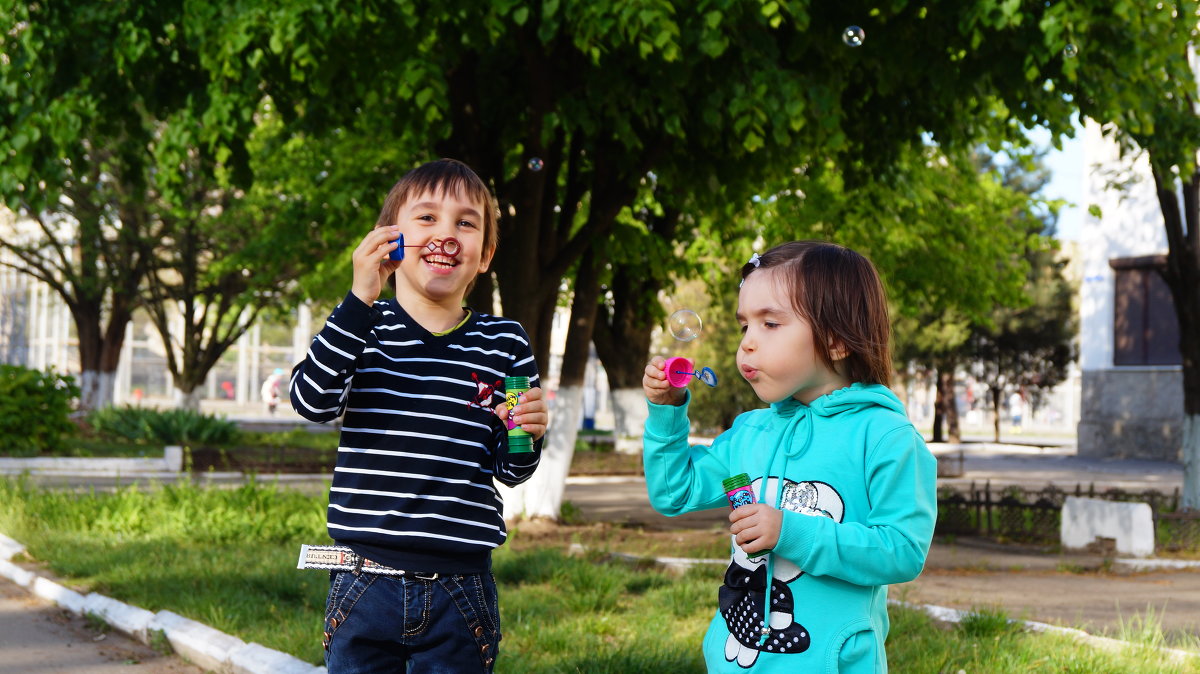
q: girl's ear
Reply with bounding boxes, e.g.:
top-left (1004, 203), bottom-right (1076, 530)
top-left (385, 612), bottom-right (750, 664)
top-left (827, 338), bottom-right (848, 361)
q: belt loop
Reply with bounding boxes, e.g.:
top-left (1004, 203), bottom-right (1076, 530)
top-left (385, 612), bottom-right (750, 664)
top-left (352, 554), bottom-right (365, 576)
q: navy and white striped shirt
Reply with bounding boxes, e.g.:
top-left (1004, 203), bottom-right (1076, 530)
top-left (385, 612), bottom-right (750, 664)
top-left (291, 292), bottom-right (542, 573)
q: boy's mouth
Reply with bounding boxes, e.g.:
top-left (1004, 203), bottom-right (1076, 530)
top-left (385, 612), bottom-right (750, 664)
top-left (740, 364), bottom-right (758, 380)
top-left (422, 254), bottom-right (459, 270)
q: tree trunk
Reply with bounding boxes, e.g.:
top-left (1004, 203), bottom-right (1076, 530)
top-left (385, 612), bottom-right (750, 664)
top-left (175, 385), bottom-right (203, 412)
top-left (1184, 415), bottom-right (1200, 511)
top-left (941, 369), bottom-right (961, 443)
top-left (1151, 165), bottom-right (1200, 508)
top-left (503, 244), bottom-right (602, 521)
top-left (932, 382), bottom-right (945, 444)
top-left (932, 364), bottom-right (960, 444)
top-left (609, 388), bottom-right (649, 454)
top-left (991, 386), bottom-right (1002, 443)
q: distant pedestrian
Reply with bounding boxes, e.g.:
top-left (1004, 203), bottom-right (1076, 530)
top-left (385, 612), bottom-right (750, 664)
top-left (260, 369), bottom-right (284, 415)
top-left (642, 241), bottom-right (937, 672)
top-left (1009, 389), bottom-right (1026, 432)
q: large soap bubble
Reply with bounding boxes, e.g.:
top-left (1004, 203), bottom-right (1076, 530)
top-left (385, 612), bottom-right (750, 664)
top-left (668, 309), bottom-right (703, 342)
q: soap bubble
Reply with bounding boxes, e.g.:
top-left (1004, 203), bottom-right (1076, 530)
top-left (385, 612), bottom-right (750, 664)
top-left (668, 309), bottom-right (703, 342)
top-left (842, 25), bottom-right (865, 47)
top-left (1063, 43), bottom-right (1078, 58)
top-left (527, 157), bottom-right (544, 172)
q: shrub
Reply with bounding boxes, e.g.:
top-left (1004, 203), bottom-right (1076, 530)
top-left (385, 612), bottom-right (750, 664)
top-left (88, 406), bottom-right (240, 445)
top-left (0, 365), bottom-right (79, 456)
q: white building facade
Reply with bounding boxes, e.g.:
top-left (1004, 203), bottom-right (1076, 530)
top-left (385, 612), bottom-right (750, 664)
top-left (1077, 122), bottom-right (1184, 460)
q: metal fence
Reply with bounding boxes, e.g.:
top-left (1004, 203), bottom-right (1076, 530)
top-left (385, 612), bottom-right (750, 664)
top-left (936, 481), bottom-right (1200, 551)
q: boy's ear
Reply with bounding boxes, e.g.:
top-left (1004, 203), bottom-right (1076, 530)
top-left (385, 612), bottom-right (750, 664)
top-left (477, 243), bottom-right (497, 275)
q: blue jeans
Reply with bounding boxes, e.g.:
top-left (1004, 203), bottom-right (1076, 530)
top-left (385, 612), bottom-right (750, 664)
top-left (323, 570), bottom-right (501, 673)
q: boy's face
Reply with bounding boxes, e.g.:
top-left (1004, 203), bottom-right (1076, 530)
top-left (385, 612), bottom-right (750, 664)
top-left (735, 269), bottom-right (848, 405)
top-left (390, 188), bottom-right (495, 306)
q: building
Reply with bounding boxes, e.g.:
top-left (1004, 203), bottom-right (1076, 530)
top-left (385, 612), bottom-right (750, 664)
top-left (1077, 121), bottom-right (1184, 461)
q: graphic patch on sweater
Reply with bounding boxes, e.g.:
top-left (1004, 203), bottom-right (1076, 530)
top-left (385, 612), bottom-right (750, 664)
top-left (468, 372), bottom-right (503, 410)
top-left (719, 477), bottom-right (845, 668)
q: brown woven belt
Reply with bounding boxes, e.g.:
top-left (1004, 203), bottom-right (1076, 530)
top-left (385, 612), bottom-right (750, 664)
top-left (296, 544), bottom-right (439, 579)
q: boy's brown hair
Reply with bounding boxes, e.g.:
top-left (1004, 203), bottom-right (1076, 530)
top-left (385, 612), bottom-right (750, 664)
top-left (375, 158), bottom-right (501, 293)
top-left (740, 240), bottom-right (893, 387)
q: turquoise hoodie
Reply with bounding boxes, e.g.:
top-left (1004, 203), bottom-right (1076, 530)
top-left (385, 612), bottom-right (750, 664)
top-left (643, 383), bottom-right (937, 673)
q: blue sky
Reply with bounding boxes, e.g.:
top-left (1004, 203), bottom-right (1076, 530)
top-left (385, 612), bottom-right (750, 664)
top-left (1031, 125), bottom-right (1085, 242)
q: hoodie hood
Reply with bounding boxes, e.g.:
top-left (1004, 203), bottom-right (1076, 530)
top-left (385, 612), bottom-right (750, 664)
top-left (769, 382), bottom-right (905, 419)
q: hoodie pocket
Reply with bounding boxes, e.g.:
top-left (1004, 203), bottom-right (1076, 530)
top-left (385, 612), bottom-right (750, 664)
top-left (832, 626), bottom-right (880, 673)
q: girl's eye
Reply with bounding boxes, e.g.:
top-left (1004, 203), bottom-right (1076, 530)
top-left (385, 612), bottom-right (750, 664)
top-left (417, 214), bottom-right (435, 222)
top-left (764, 322), bottom-right (780, 329)
top-left (738, 325), bottom-right (748, 334)
top-left (458, 220), bottom-right (477, 229)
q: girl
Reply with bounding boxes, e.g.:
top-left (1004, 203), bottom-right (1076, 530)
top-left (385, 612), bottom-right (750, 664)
top-left (642, 241), bottom-right (937, 672)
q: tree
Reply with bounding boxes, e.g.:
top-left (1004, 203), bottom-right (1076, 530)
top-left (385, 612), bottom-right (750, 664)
top-left (0, 1), bottom-right (209, 409)
top-left (1019, 1), bottom-right (1200, 507)
top-left (970, 237), bottom-right (1077, 441)
top-left (0, 3), bottom-right (394, 410)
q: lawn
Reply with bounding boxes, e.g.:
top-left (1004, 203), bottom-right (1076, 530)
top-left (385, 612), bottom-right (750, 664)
top-left (0, 478), bottom-right (1195, 673)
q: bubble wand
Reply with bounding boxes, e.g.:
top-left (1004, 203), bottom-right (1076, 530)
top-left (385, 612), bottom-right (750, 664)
top-left (663, 357), bottom-right (718, 388)
top-left (389, 234), bottom-right (462, 261)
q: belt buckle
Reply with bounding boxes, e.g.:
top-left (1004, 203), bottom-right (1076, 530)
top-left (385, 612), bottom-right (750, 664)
top-left (413, 571), bottom-right (440, 580)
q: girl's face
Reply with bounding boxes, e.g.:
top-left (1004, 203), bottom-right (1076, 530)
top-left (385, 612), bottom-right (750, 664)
top-left (735, 269), bottom-right (850, 405)
top-left (390, 188), bottom-right (494, 306)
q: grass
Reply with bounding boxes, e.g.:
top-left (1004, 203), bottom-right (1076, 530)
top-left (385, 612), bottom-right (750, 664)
top-left (0, 477), bottom-right (1196, 672)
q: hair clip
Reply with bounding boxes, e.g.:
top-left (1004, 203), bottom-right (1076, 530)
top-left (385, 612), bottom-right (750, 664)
top-left (748, 253), bottom-right (761, 268)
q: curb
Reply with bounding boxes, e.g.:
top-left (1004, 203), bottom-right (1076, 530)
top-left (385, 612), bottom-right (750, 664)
top-left (0, 532), bottom-right (325, 674)
top-left (890, 599), bottom-right (1200, 664)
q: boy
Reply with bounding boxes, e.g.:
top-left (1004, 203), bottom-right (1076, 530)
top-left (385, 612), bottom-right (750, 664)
top-left (291, 159), bottom-right (547, 673)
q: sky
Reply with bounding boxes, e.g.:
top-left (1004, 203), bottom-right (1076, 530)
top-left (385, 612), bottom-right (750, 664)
top-left (1031, 125), bottom-right (1085, 242)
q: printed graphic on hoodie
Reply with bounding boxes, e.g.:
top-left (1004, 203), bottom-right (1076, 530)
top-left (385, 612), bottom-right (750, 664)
top-left (719, 477), bottom-right (845, 669)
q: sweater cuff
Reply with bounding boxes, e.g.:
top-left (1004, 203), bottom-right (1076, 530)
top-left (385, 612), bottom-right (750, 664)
top-left (334, 291), bottom-right (383, 334)
top-left (776, 509), bottom-right (819, 566)
top-left (644, 390), bottom-right (692, 439)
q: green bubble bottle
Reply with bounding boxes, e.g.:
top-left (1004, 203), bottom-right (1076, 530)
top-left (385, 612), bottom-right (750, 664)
top-left (723, 473), bottom-right (770, 558)
top-left (504, 376), bottom-right (533, 453)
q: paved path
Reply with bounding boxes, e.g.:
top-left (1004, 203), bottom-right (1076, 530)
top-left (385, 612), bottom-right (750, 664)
top-left (0, 578), bottom-right (201, 674)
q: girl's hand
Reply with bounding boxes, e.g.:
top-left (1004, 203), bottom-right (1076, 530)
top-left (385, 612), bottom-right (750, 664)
top-left (729, 504), bottom-right (783, 555)
top-left (643, 356), bottom-right (686, 406)
top-left (495, 386), bottom-right (549, 441)
top-left (351, 225), bottom-right (403, 306)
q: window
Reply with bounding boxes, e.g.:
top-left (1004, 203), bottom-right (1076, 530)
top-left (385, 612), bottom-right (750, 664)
top-left (1111, 255), bottom-right (1181, 366)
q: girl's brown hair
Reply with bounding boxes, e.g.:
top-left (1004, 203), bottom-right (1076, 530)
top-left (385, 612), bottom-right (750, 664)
top-left (375, 158), bottom-right (501, 293)
top-left (740, 241), bottom-right (893, 387)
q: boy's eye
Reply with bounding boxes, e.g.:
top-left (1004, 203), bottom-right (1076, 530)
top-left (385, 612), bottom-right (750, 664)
top-left (458, 219), bottom-right (477, 229)
top-left (738, 324), bottom-right (748, 334)
top-left (417, 214), bottom-right (435, 222)
top-left (764, 321), bottom-right (780, 329)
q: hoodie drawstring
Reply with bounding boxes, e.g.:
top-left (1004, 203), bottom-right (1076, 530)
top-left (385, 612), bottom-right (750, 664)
top-left (755, 407), bottom-right (808, 647)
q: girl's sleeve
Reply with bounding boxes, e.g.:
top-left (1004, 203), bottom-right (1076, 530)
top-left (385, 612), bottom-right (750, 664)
top-left (289, 292), bottom-right (375, 423)
top-left (772, 425), bottom-right (938, 586)
top-left (492, 323), bottom-right (542, 487)
top-left (642, 392), bottom-right (733, 516)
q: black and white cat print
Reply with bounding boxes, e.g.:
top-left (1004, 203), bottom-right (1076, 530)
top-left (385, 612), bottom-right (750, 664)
top-left (718, 477), bottom-right (845, 669)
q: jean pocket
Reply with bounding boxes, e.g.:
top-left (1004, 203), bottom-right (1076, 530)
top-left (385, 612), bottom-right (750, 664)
top-left (324, 571), bottom-right (376, 644)
top-left (444, 573), bottom-right (501, 669)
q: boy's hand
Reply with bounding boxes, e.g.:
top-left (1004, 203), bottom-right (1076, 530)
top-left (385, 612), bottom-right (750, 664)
top-left (643, 356), bottom-right (686, 406)
top-left (495, 386), bottom-right (549, 441)
top-left (351, 225), bottom-right (403, 306)
top-left (729, 504), bottom-right (782, 555)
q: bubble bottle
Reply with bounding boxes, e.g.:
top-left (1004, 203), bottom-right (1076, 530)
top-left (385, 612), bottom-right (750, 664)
top-left (504, 376), bottom-right (533, 452)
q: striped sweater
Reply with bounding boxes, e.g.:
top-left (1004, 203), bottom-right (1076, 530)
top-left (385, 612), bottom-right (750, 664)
top-left (290, 292), bottom-right (542, 573)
